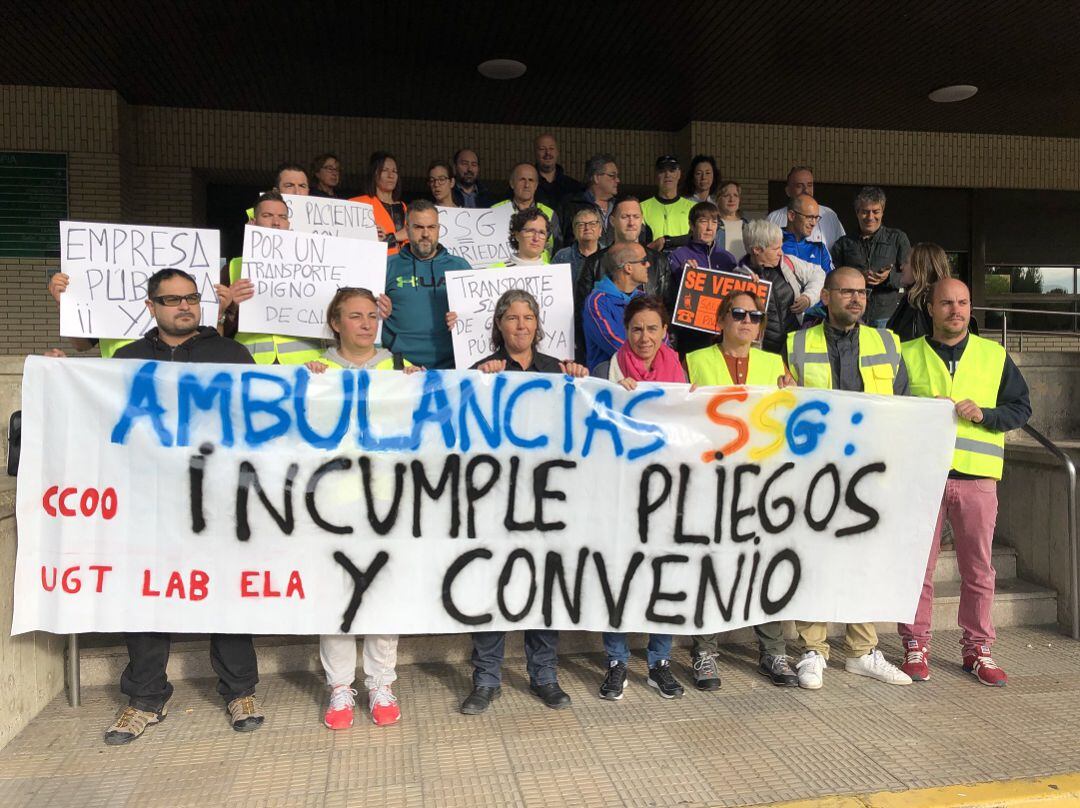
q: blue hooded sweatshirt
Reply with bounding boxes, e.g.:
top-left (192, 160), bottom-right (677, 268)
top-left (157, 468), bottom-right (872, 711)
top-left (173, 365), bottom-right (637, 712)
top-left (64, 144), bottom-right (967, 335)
top-left (782, 229), bottom-right (833, 274)
top-left (382, 244), bottom-right (470, 368)
top-left (582, 276), bottom-right (644, 371)
top-left (667, 240), bottom-right (738, 281)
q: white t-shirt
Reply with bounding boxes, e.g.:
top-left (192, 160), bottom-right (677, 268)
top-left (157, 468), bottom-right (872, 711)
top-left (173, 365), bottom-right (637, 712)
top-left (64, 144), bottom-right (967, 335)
top-left (767, 204), bottom-right (846, 250)
top-left (722, 219), bottom-right (745, 258)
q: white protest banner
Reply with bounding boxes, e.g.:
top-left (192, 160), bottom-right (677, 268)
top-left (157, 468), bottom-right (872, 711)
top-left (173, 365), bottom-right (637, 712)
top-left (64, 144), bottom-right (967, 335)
top-left (437, 205), bottom-right (513, 267)
top-left (282, 194), bottom-right (379, 241)
top-left (14, 356), bottom-right (956, 636)
top-left (445, 263), bottom-right (575, 368)
top-left (58, 222), bottom-right (221, 340)
top-left (239, 225), bottom-right (388, 339)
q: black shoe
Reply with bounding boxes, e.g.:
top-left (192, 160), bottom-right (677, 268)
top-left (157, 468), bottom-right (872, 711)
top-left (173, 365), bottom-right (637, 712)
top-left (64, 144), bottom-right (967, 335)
top-left (758, 654), bottom-right (800, 687)
top-left (530, 682), bottom-right (572, 709)
top-left (599, 661), bottom-right (628, 700)
top-left (647, 661), bottom-right (685, 699)
top-left (460, 685), bottom-right (501, 715)
top-left (692, 652), bottom-right (722, 691)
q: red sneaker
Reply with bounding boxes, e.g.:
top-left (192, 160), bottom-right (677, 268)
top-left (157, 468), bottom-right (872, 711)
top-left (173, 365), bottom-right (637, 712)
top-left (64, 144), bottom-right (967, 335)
top-left (324, 686), bottom-right (356, 730)
top-left (369, 685), bottom-right (401, 726)
top-left (962, 646), bottom-right (1007, 687)
top-left (901, 640), bottom-right (930, 681)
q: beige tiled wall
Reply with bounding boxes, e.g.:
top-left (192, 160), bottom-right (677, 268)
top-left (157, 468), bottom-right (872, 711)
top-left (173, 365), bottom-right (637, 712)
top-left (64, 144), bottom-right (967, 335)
top-left (4, 83), bottom-right (1080, 356)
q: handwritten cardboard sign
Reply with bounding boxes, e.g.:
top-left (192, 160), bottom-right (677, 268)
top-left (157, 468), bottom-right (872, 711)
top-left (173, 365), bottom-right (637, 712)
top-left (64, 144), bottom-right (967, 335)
top-left (445, 263), bottom-right (575, 368)
top-left (58, 222), bottom-right (221, 339)
top-left (673, 266), bottom-right (773, 335)
top-left (282, 194), bottom-right (379, 241)
top-left (239, 225), bottom-right (387, 339)
top-left (437, 205), bottom-right (514, 267)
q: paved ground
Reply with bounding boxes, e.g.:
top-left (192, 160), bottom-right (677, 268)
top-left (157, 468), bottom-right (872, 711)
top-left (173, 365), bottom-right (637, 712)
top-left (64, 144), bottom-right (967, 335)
top-left (0, 626), bottom-right (1078, 808)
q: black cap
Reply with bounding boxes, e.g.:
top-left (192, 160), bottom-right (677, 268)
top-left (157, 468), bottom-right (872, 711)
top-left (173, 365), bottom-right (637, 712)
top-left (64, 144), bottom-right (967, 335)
top-left (655, 155), bottom-right (680, 170)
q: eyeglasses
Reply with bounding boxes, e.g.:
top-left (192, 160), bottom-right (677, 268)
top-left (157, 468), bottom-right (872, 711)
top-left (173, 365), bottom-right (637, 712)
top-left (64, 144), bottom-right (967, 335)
top-left (793, 211), bottom-right (822, 222)
top-left (428, 176), bottom-right (451, 185)
top-left (729, 307), bottom-right (764, 323)
top-left (833, 288), bottom-right (868, 299)
top-left (623, 258), bottom-right (650, 267)
top-left (519, 227), bottom-right (548, 238)
top-left (598, 171), bottom-right (620, 180)
top-left (574, 220), bottom-right (601, 229)
top-left (152, 293), bottom-right (201, 306)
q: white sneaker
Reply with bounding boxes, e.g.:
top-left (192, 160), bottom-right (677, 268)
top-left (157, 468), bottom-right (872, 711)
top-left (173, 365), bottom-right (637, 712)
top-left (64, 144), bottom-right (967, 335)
top-left (795, 651), bottom-right (826, 689)
top-left (845, 648), bottom-right (912, 685)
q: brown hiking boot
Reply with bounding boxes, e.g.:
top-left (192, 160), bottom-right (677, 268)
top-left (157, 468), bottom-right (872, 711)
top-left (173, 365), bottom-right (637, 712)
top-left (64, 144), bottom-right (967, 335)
top-left (103, 705), bottom-right (167, 745)
top-left (227, 695), bottom-right (265, 732)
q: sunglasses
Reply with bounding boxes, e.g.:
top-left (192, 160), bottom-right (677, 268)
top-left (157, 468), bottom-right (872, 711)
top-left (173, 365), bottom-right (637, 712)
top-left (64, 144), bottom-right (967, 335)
top-left (729, 307), bottom-right (764, 324)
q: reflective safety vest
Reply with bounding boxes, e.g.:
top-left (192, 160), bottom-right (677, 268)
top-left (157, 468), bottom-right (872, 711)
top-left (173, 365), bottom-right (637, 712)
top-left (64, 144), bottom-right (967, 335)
top-left (787, 324), bottom-right (901, 395)
top-left (99, 338), bottom-right (134, 358)
top-left (493, 199), bottom-right (557, 252)
top-left (488, 252), bottom-right (551, 268)
top-left (641, 196), bottom-right (695, 239)
top-left (228, 257), bottom-right (323, 365)
top-left (902, 334), bottom-right (1007, 479)
top-left (686, 345), bottom-right (785, 387)
top-left (319, 351), bottom-right (411, 371)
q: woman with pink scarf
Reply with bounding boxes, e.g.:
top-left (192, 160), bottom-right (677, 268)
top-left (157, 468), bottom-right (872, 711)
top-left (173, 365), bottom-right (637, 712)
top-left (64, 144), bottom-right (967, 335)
top-left (590, 296), bottom-right (686, 389)
top-left (590, 295), bottom-right (687, 702)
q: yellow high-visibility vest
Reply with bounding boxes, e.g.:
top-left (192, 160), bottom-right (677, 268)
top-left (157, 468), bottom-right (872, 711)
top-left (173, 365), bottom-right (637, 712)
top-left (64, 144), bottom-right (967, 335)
top-left (228, 257), bottom-right (323, 365)
top-left (787, 323), bottom-right (901, 395)
top-left (902, 334), bottom-right (1007, 479)
top-left (98, 338), bottom-right (134, 358)
top-left (686, 345), bottom-right (785, 387)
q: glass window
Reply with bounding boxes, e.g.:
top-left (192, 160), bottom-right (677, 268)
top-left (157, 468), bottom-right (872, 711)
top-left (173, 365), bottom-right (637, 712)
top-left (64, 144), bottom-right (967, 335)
top-left (985, 266), bottom-right (1076, 295)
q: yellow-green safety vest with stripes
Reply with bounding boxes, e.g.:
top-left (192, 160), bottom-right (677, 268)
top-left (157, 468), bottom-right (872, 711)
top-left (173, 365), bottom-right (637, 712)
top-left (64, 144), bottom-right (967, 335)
top-left (229, 257), bottom-right (323, 365)
top-left (319, 352), bottom-right (412, 371)
top-left (786, 324), bottom-right (901, 396)
top-left (686, 345), bottom-right (786, 387)
top-left (901, 334), bottom-right (1007, 479)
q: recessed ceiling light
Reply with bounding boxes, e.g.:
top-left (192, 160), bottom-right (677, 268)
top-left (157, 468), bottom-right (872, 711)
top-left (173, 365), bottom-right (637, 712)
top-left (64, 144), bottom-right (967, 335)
top-left (929, 84), bottom-right (978, 103)
top-left (477, 59), bottom-right (527, 80)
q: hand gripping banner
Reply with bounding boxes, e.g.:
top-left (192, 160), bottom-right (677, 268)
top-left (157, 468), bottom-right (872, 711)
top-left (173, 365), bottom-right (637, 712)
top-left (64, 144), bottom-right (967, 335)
top-left (13, 357), bottom-right (955, 636)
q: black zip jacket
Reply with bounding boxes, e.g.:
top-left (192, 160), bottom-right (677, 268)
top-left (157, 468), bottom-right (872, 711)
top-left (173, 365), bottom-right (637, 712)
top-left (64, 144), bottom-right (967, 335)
top-left (114, 327), bottom-right (256, 364)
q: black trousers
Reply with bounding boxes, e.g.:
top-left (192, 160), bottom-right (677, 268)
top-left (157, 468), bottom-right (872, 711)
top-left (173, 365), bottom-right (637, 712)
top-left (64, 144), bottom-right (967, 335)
top-left (120, 632), bottom-right (259, 712)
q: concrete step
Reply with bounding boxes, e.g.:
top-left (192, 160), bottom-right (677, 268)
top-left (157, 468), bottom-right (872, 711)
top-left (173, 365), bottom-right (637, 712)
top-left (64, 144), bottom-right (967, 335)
top-left (73, 577), bottom-right (1057, 687)
top-left (933, 546), bottom-right (1017, 584)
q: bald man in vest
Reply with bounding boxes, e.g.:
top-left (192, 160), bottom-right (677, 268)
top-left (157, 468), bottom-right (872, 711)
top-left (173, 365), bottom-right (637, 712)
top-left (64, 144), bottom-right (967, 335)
top-left (898, 278), bottom-right (1031, 686)
top-left (786, 266), bottom-right (913, 689)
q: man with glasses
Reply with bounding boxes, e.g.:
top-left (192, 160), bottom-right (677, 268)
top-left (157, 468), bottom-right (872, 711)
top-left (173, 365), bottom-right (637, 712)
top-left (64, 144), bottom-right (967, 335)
top-left (582, 242), bottom-right (651, 371)
top-left (101, 268), bottom-right (263, 744)
top-left (553, 208), bottom-right (603, 284)
top-left (768, 165), bottom-right (846, 249)
top-left (493, 163), bottom-right (562, 254)
top-left (783, 194), bottom-right (833, 275)
top-left (831, 186), bottom-right (912, 327)
top-left (785, 266), bottom-right (912, 690)
top-left (558, 153), bottom-right (620, 248)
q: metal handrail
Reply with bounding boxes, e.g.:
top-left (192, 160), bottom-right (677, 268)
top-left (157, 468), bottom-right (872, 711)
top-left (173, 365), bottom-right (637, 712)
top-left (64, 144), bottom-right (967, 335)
top-left (973, 305), bottom-right (1080, 350)
top-left (1017, 424), bottom-right (1079, 641)
top-left (974, 307), bottom-right (1080, 637)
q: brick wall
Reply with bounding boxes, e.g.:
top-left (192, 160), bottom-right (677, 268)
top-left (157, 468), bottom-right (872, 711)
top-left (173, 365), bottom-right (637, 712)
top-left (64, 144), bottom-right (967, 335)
top-left (4, 83), bottom-right (1080, 355)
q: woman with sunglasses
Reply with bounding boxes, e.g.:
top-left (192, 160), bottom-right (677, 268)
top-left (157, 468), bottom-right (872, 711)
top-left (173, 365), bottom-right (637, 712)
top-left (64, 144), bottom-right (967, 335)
top-left (684, 290), bottom-right (799, 691)
top-left (304, 287), bottom-right (418, 730)
top-left (590, 295), bottom-right (688, 702)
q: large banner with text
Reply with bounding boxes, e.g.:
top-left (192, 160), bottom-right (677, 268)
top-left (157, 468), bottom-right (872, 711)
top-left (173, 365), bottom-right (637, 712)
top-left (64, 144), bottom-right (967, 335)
top-left (13, 357), bottom-right (955, 636)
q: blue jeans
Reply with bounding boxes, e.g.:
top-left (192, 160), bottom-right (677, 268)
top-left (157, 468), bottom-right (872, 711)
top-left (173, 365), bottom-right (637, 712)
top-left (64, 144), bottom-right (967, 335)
top-left (471, 630), bottom-right (559, 688)
top-left (602, 633), bottom-right (672, 668)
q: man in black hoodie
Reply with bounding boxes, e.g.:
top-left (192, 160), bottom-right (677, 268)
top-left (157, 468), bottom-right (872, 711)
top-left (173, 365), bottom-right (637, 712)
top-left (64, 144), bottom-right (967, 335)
top-left (104, 269), bottom-right (263, 744)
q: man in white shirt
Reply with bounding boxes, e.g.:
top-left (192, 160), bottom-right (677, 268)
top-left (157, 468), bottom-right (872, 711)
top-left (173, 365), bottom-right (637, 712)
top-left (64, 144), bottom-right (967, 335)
top-left (767, 165), bottom-right (846, 249)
